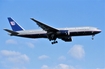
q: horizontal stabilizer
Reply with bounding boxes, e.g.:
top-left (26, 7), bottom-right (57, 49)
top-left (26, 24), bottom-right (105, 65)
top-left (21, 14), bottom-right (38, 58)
top-left (4, 29), bottom-right (19, 35)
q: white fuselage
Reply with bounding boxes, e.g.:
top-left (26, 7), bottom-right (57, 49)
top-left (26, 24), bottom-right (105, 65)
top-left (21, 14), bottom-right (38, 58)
top-left (16, 27), bottom-right (101, 39)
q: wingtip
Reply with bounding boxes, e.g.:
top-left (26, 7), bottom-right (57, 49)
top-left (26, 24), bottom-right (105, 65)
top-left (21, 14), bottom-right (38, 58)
top-left (30, 18), bottom-right (38, 22)
top-left (30, 18), bottom-right (34, 20)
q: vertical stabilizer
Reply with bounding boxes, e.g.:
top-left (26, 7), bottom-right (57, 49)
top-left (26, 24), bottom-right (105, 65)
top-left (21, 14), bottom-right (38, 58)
top-left (8, 17), bottom-right (25, 31)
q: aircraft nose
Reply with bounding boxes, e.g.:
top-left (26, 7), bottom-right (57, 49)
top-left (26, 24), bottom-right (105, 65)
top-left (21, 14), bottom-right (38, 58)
top-left (97, 29), bottom-right (101, 33)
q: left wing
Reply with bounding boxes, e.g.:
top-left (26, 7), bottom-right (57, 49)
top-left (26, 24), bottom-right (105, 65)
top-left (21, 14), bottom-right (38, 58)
top-left (31, 18), bottom-right (58, 32)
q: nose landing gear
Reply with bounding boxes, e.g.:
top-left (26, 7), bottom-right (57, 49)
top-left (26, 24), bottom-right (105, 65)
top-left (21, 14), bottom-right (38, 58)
top-left (92, 35), bottom-right (95, 40)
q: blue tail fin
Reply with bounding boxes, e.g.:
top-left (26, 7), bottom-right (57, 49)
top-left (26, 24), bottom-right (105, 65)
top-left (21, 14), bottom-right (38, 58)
top-left (8, 17), bottom-right (25, 31)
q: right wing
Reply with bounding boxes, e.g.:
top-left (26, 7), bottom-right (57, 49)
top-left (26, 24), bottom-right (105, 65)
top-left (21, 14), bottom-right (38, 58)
top-left (31, 18), bottom-right (59, 33)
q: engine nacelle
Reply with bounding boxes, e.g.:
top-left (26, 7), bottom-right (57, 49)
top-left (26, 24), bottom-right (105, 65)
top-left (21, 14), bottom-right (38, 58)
top-left (61, 37), bottom-right (72, 42)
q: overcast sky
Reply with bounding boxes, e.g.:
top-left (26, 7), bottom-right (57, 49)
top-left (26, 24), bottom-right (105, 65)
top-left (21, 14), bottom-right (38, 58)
top-left (0, 0), bottom-right (105, 69)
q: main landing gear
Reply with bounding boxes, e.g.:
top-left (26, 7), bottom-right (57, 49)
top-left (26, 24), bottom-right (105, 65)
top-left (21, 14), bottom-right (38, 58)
top-left (51, 40), bottom-right (58, 44)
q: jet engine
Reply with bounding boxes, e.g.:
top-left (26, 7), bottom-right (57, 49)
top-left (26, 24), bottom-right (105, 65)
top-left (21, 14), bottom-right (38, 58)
top-left (61, 36), bottom-right (72, 42)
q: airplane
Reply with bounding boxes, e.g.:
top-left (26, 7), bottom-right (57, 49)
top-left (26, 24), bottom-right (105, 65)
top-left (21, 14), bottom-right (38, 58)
top-left (4, 17), bottom-right (101, 44)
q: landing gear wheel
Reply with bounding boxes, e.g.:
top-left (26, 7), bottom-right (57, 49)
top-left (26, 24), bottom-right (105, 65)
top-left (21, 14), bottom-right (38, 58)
top-left (51, 41), bottom-right (58, 44)
top-left (55, 41), bottom-right (58, 43)
top-left (52, 42), bottom-right (54, 44)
